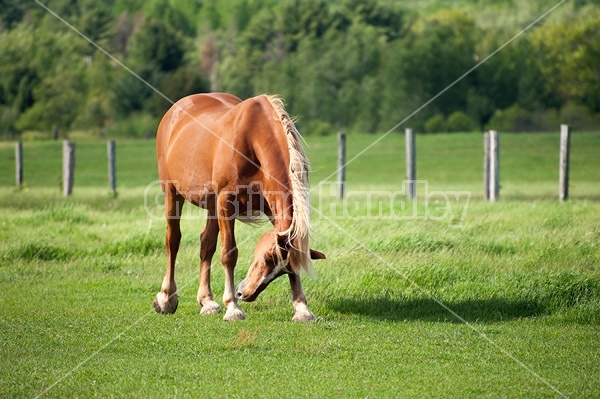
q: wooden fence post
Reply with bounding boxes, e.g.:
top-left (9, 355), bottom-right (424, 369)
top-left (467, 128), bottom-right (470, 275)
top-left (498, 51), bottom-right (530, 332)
top-left (405, 128), bottom-right (416, 199)
top-left (559, 124), bottom-right (571, 202)
top-left (107, 140), bottom-right (116, 194)
top-left (15, 141), bottom-right (23, 188)
top-left (483, 132), bottom-right (490, 200)
top-left (62, 140), bottom-right (75, 197)
top-left (337, 132), bottom-right (346, 199)
top-left (488, 130), bottom-right (500, 202)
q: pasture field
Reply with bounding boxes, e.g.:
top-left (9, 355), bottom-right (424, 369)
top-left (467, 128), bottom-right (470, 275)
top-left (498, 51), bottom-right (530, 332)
top-left (0, 132), bottom-right (599, 398)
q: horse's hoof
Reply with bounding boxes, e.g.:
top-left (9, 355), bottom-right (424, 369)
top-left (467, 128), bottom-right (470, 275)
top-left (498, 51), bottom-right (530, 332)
top-left (200, 301), bottom-right (222, 315)
top-left (292, 310), bottom-right (315, 322)
top-left (153, 292), bottom-right (178, 314)
top-left (223, 308), bottom-right (245, 321)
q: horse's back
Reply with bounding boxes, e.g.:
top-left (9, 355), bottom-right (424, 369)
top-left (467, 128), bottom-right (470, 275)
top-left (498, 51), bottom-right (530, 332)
top-left (157, 93), bottom-right (241, 146)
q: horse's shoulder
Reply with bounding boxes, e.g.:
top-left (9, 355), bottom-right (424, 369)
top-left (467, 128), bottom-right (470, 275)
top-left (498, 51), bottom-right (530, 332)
top-left (226, 95), bottom-right (275, 127)
top-left (238, 94), bottom-right (272, 111)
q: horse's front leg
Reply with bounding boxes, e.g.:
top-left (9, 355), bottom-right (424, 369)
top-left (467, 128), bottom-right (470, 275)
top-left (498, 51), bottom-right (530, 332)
top-left (218, 195), bottom-right (245, 321)
top-left (153, 184), bottom-right (184, 314)
top-left (289, 273), bottom-right (315, 322)
top-left (197, 213), bottom-right (221, 315)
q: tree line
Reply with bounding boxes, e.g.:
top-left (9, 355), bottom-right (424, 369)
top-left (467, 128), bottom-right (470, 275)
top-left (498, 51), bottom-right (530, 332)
top-left (1, 0), bottom-right (599, 139)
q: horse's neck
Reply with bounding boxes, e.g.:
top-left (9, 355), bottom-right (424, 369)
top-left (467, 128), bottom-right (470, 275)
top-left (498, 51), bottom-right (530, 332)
top-left (263, 181), bottom-right (293, 235)
top-left (250, 119), bottom-right (294, 235)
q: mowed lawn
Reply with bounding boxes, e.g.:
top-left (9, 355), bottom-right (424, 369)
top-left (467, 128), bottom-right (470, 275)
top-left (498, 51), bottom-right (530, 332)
top-left (0, 132), bottom-right (599, 398)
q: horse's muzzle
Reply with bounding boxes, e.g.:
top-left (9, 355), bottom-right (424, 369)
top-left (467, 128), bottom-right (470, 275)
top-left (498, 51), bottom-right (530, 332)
top-left (235, 278), bottom-right (265, 302)
top-left (235, 279), bottom-right (255, 302)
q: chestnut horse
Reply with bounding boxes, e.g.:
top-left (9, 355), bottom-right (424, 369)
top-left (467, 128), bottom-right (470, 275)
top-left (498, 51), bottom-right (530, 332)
top-left (152, 93), bottom-right (326, 321)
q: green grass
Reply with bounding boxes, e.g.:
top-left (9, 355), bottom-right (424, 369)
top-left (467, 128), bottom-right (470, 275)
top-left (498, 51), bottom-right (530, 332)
top-left (0, 133), bottom-right (599, 398)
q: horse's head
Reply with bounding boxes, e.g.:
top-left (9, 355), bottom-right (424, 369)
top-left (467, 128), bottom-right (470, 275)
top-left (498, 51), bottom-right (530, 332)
top-left (235, 231), bottom-right (325, 302)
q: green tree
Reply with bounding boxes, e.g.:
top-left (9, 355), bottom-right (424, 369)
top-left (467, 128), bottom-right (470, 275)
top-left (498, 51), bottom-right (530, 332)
top-left (408, 11), bottom-right (478, 114)
top-left (15, 67), bottom-right (86, 135)
top-left (0, 0), bottom-right (27, 29)
top-left (424, 114), bottom-right (447, 133)
top-left (1, 0), bottom-right (599, 138)
top-left (130, 19), bottom-right (184, 72)
top-left (76, 0), bottom-right (113, 43)
top-left (152, 65), bottom-right (209, 116)
top-left (0, 26), bottom-right (88, 136)
top-left (111, 67), bottom-right (157, 118)
top-left (341, 0), bottom-right (409, 41)
top-left (278, 0), bottom-right (342, 52)
top-left (531, 17), bottom-right (600, 112)
top-left (380, 10), bottom-right (478, 131)
top-left (474, 37), bottom-right (545, 122)
top-left (487, 105), bottom-right (535, 133)
top-left (73, 56), bottom-right (114, 133)
top-left (446, 111), bottom-right (478, 132)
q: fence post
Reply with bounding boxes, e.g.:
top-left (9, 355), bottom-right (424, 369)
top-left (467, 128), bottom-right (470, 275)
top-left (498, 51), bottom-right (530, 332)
top-left (62, 140), bottom-right (75, 197)
top-left (488, 130), bottom-right (500, 202)
top-left (559, 124), bottom-right (571, 202)
top-left (107, 140), bottom-right (116, 194)
top-left (483, 132), bottom-right (490, 200)
top-left (405, 128), bottom-right (416, 199)
top-left (337, 132), bottom-right (346, 199)
top-left (15, 141), bottom-right (23, 188)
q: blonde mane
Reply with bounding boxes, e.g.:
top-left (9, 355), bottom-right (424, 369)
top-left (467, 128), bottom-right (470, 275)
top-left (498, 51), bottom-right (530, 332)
top-left (266, 95), bottom-right (314, 275)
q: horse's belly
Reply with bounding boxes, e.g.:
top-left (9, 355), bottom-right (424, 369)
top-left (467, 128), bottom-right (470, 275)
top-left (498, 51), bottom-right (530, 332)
top-left (168, 159), bottom-right (215, 202)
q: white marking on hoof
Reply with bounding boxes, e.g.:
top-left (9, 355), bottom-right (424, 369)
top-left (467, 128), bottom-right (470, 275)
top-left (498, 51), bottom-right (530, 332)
top-left (153, 291), bottom-right (178, 314)
top-left (200, 301), bottom-right (222, 315)
top-left (292, 310), bottom-right (315, 322)
top-left (292, 303), bottom-right (315, 322)
top-left (223, 307), bottom-right (245, 321)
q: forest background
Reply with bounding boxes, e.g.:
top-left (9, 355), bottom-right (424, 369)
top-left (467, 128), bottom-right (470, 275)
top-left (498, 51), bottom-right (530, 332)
top-left (1, 0), bottom-right (599, 139)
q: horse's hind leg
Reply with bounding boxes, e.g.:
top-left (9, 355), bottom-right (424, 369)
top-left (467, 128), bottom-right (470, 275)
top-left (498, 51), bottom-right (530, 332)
top-left (197, 213), bottom-right (221, 314)
top-left (153, 183), bottom-right (184, 314)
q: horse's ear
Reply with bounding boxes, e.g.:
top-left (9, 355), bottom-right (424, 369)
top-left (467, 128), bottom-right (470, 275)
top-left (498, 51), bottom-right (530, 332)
top-left (309, 249), bottom-right (326, 260)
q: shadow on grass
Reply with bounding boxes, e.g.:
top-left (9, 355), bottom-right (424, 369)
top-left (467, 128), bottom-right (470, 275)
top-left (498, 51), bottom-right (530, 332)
top-left (326, 296), bottom-right (548, 323)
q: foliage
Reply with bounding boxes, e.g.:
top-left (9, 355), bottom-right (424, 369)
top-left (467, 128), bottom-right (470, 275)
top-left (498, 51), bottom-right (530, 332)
top-left (424, 111), bottom-right (479, 133)
top-left (103, 112), bottom-right (158, 139)
top-left (559, 102), bottom-right (600, 131)
top-left (302, 119), bottom-right (336, 136)
top-left (530, 17), bottom-right (600, 113)
top-left (446, 111), bottom-right (479, 132)
top-left (487, 102), bottom-right (599, 133)
top-left (424, 114), bottom-right (447, 133)
top-left (487, 105), bottom-right (537, 133)
top-left (1, 0), bottom-right (600, 138)
top-left (14, 67), bottom-right (86, 134)
top-left (130, 18), bottom-right (185, 73)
